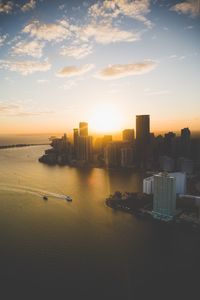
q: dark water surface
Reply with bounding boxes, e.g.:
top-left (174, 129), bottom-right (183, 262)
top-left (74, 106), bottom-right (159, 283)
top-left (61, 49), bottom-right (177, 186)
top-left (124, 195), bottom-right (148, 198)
top-left (0, 146), bottom-right (199, 299)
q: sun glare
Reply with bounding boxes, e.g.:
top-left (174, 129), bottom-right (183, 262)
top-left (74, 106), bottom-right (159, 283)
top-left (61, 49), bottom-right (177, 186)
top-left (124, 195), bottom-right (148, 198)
top-left (89, 104), bottom-right (123, 133)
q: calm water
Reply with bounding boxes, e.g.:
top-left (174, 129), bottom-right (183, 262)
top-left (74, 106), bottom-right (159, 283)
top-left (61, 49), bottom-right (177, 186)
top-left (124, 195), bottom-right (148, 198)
top-left (0, 146), bottom-right (199, 299)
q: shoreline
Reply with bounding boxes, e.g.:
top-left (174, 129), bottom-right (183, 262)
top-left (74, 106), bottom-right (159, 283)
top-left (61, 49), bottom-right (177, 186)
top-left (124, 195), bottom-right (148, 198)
top-left (105, 194), bottom-right (200, 232)
top-left (0, 143), bottom-right (49, 150)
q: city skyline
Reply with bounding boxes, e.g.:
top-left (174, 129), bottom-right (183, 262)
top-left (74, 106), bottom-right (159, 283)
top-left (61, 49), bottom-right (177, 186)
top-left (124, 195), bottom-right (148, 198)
top-left (0, 0), bottom-right (200, 134)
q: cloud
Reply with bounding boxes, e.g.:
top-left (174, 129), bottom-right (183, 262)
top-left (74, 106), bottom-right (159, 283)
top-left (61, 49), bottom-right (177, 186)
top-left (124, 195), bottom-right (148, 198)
top-left (96, 60), bottom-right (157, 79)
top-left (37, 79), bottom-right (49, 83)
top-left (89, 0), bottom-right (152, 27)
top-left (80, 22), bottom-right (139, 44)
top-left (144, 89), bottom-right (170, 96)
top-left (56, 64), bottom-right (94, 78)
top-left (60, 44), bottom-right (93, 59)
top-left (62, 80), bottom-right (77, 90)
top-left (12, 40), bottom-right (45, 58)
top-left (21, 0), bottom-right (36, 12)
top-left (0, 102), bottom-right (53, 116)
top-left (0, 34), bottom-right (8, 47)
top-left (23, 20), bottom-right (71, 42)
top-left (170, 0), bottom-right (200, 16)
top-left (0, 1), bottom-right (13, 14)
top-left (0, 59), bottom-right (51, 75)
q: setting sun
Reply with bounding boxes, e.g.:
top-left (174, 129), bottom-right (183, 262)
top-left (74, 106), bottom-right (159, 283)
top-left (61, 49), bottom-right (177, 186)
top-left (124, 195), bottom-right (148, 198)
top-left (89, 103), bottom-right (124, 133)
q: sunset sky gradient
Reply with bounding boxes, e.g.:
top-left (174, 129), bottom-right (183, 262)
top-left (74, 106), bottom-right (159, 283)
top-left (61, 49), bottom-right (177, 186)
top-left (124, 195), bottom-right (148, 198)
top-left (0, 0), bottom-right (200, 134)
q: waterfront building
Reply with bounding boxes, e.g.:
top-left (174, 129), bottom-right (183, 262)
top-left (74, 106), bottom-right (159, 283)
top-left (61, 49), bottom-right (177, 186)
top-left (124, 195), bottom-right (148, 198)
top-left (122, 129), bottom-right (134, 143)
top-left (143, 176), bottom-right (154, 194)
top-left (104, 141), bottom-right (123, 167)
top-left (152, 173), bottom-right (176, 220)
top-left (77, 136), bottom-right (93, 162)
top-left (79, 122), bottom-right (88, 137)
top-left (170, 172), bottom-right (186, 194)
top-left (143, 172), bottom-right (186, 195)
top-left (121, 146), bottom-right (133, 167)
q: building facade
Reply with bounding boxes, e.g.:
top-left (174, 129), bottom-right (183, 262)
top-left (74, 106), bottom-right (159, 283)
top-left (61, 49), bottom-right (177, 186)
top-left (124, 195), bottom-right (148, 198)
top-left (152, 173), bottom-right (176, 220)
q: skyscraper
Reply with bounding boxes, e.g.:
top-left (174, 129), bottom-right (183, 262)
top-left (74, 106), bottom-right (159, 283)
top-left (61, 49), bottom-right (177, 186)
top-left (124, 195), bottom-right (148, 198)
top-left (152, 173), bottom-right (176, 220)
top-left (136, 115), bottom-right (150, 140)
top-left (181, 127), bottom-right (191, 158)
top-left (79, 122), bottom-right (88, 137)
top-left (136, 115), bottom-right (150, 166)
top-left (77, 136), bottom-right (93, 162)
top-left (73, 128), bottom-right (79, 159)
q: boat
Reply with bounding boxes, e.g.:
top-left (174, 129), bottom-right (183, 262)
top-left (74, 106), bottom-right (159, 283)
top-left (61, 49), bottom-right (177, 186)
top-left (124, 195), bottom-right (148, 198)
top-left (66, 195), bottom-right (72, 202)
top-left (43, 195), bottom-right (48, 200)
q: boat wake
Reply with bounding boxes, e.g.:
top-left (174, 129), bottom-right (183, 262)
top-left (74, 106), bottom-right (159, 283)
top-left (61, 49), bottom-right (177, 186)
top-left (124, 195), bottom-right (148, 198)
top-left (0, 183), bottom-right (69, 200)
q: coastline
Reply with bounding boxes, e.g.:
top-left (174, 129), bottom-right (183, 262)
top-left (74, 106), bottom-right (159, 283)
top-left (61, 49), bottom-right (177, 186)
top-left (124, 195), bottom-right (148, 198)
top-left (105, 192), bottom-right (200, 232)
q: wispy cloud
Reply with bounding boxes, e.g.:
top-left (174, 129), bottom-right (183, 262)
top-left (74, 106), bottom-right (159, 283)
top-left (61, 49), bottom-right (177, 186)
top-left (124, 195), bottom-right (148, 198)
top-left (89, 0), bottom-right (152, 28)
top-left (21, 0), bottom-right (36, 12)
top-left (0, 102), bottom-right (53, 116)
top-left (23, 20), bottom-right (71, 42)
top-left (60, 43), bottom-right (93, 59)
top-left (37, 79), bottom-right (49, 84)
top-left (56, 64), bottom-right (94, 78)
top-left (144, 88), bottom-right (170, 96)
top-left (80, 22), bottom-right (139, 44)
top-left (170, 0), bottom-right (200, 16)
top-left (0, 34), bottom-right (8, 47)
top-left (11, 40), bottom-right (45, 58)
top-left (96, 60), bottom-right (157, 79)
top-left (0, 1), bottom-right (13, 14)
top-left (0, 59), bottom-right (51, 75)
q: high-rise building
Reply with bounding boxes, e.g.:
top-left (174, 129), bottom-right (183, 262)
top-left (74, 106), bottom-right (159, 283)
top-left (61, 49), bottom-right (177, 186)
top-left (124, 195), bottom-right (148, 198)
top-left (121, 146), bottom-right (133, 167)
top-left (143, 172), bottom-right (186, 195)
top-left (79, 122), bottom-right (88, 137)
top-left (181, 127), bottom-right (191, 157)
top-left (136, 115), bottom-right (150, 140)
top-left (143, 176), bottom-right (154, 194)
top-left (104, 141), bottom-right (123, 167)
top-left (136, 115), bottom-right (150, 166)
top-left (122, 129), bottom-right (134, 143)
top-left (73, 128), bottom-right (79, 159)
top-left (152, 173), bottom-right (176, 220)
top-left (77, 136), bottom-right (93, 162)
top-left (164, 132), bottom-right (176, 156)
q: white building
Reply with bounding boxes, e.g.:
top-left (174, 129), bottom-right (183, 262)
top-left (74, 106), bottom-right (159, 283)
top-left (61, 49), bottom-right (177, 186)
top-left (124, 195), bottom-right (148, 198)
top-left (143, 172), bottom-right (186, 195)
top-left (143, 176), bottom-right (154, 194)
top-left (170, 172), bottom-right (186, 194)
top-left (152, 173), bottom-right (176, 220)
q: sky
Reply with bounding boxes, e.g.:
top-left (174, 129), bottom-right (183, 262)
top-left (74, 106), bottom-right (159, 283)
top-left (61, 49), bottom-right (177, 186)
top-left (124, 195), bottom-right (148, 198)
top-left (0, 0), bottom-right (200, 135)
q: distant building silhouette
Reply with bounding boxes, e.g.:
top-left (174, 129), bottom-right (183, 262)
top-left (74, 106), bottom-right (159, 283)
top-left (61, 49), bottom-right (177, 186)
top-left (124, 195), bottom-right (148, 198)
top-left (79, 122), bottom-right (88, 137)
top-left (105, 141), bottom-right (123, 167)
top-left (73, 128), bottom-right (79, 159)
top-left (181, 127), bottom-right (191, 158)
top-left (136, 115), bottom-right (150, 167)
top-left (164, 132), bottom-right (176, 156)
top-left (121, 146), bottom-right (133, 167)
top-left (122, 129), bottom-right (134, 143)
top-left (77, 135), bottom-right (93, 162)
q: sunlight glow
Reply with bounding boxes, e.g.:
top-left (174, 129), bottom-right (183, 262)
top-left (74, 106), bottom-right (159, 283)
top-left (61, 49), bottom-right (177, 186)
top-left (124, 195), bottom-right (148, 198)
top-left (89, 103), bottom-right (124, 133)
